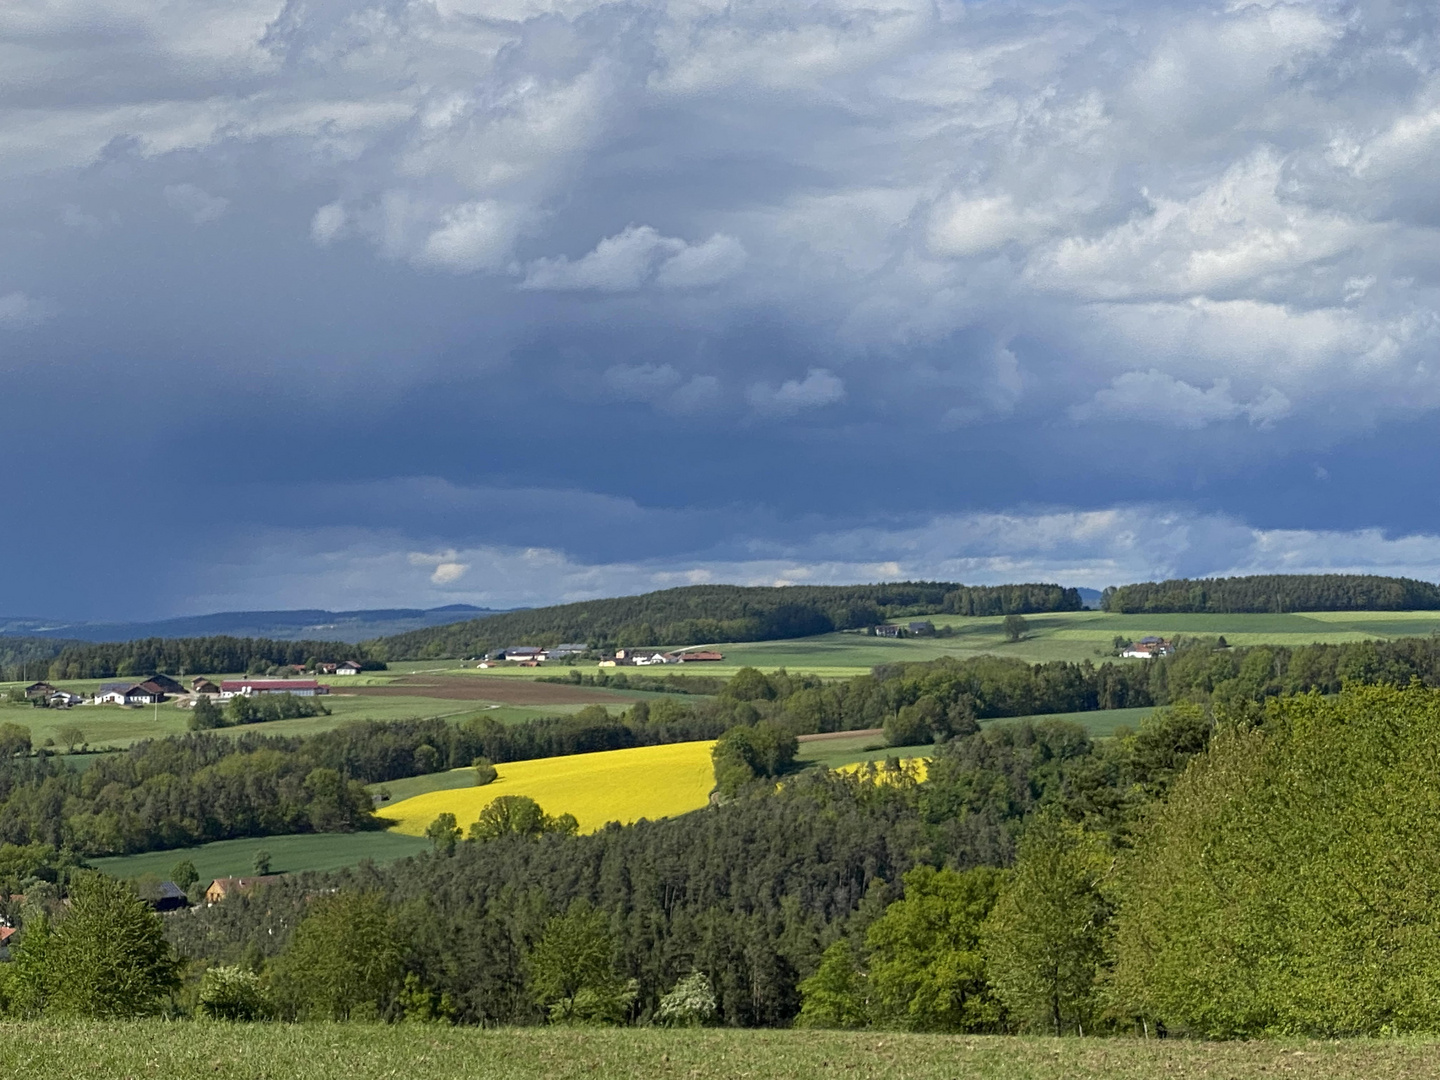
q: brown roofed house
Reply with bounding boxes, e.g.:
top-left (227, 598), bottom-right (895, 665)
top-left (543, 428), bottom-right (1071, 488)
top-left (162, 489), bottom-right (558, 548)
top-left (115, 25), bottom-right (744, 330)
top-left (192, 678), bottom-right (221, 695)
top-left (204, 875), bottom-right (282, 903)
top-left (145, 673), bottom-right (186, 696)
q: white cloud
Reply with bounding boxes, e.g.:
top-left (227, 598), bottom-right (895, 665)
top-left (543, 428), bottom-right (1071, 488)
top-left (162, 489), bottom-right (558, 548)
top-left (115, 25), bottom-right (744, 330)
top-left (0, 292), bottom-right (57, 329)
top-left (522, 226), bottom-right (746, 292)
top-left (310, 202), bottom-right (347, 245)
top-left (417, 200), bottom-right (525, 273)
top-left (180, 506), bottom-right (1440, 613)
top-left (747, 368), bottom-right (846, 418)
top-left (601, 363), bottom-right (722, 413)
top-left (163, 183), bottom-right (229, 224)
top-left (1071, 369), bottom-right (1291, 430)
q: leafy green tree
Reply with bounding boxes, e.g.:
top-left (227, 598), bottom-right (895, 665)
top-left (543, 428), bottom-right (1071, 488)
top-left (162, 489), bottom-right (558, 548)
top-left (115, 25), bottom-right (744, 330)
top-left (865, 865), bottom-right (1003, 1032)
top-left (656, 970), bottom-right (718, 1027)
top-left (527, 900), bottom-right (634, 1024)
top-left (1002, 614), bottom-right (1027, 642)
top-left (188, 696), bottom-right (225, 731)
top-left (981, 814), bottom-right (1110, 1035)
top-left (425, 812), bottom-right (462, 856)
top-left (56, 725), bottom-right (86, 752)
top-left (473, 756), bottom-right (498, 785)
top-left (272, 891), bottom-right (403, 1020)
top-left (252, 849), bottom-right (272, 875)
top-left (0, 722), bottom-right (31, 758)
top-left (198, 965), bottom-right (268, 1020)
top-left (797, 939), bottom-right (869, 1029)
top-left (170, 859), bottom-right (200, 890)
top-left (468, 796), bottom-right (576, 841)
top-left (2, 913), bottom-right (53, 1016)
top-left (41, 872), bottom-right (181, 1017)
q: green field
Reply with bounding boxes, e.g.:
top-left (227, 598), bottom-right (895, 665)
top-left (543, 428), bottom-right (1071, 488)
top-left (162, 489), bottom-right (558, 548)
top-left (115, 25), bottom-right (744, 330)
top-left (89, 830), bottom-right (429, 883)
top-left (2, 1023), bottom-right (1437, 1080)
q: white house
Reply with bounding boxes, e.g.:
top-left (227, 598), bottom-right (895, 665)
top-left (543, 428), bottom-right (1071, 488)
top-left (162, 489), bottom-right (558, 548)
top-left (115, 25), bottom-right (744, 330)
top-left (335, 661), bottom-right (363, 676)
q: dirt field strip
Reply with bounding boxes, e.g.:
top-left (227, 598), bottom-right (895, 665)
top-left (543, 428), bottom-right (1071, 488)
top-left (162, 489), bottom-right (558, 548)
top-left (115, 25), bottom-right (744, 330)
top-left (797, 728), bottom-right (883, 742)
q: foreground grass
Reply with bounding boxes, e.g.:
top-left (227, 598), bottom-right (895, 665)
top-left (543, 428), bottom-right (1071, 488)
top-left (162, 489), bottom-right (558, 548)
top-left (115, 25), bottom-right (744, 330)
top-left (2, 1024), bottom-right (1438, 1080)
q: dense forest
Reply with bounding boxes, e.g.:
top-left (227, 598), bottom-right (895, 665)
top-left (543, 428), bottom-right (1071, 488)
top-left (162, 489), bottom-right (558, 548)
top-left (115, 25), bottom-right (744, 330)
top-left (368, 583), bottom-right (1082, 659)
top-left (1, 636), bottom-right (384, 682)
top-left (1100, 573), bottom-right (1440, 613)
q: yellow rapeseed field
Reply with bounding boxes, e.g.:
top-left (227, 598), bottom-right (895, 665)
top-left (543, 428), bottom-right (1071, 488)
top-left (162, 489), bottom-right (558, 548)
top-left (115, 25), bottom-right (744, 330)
top-left (384, 740), bottom-right (717, 836)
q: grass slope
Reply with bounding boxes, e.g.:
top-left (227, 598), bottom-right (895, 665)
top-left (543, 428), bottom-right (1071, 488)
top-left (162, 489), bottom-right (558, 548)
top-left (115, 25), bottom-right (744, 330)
top-left (382, 741), bottom-right (718, 835)
top-left (3, 1024), bottom-right (1438, 1080)
top-left (89, 831), bottom-right (429, 883)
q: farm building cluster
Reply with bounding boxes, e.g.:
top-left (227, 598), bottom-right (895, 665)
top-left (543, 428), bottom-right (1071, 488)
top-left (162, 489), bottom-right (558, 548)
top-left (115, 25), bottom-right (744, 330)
top-left (19, 669), bottom-right (354, 708)
top-left (1121, 636), bottom-right (1174, 659)
top-left (476, 644), bottom-right (726, 668)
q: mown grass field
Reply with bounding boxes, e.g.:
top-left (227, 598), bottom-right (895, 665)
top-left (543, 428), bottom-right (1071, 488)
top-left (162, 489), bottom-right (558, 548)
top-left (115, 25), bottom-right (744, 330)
top-left (2, 1023), bottom-right (1438, 1080)
top-left (382, 741), bottom-right (718, 835)
top-left (89, 830), bottom-right (429, 883)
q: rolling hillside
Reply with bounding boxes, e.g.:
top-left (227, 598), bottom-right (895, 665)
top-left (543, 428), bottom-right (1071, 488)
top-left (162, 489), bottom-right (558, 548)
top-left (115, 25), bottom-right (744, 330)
top-left (369, 582), bottom-right (1083, 659)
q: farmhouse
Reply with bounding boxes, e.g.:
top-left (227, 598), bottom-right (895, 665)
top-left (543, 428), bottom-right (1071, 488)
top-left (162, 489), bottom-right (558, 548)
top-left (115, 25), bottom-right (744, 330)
top-left (145, 673), bottom-right (186, 696)
top-left (148, 880), bottom-right (190, 912)
top-left (673, 650), bottom-right (724, 662)
top-left (96, 681), bottom-right (167, 705)
top-left (23, 681), bottom-right (56, 700)
top-left (46, 691), bottom-right (83, 708)
top-left (1121, 636), bottom-right (1174, 659)
top-left (545, 643), bottom-right (590, 659)
top-left (908, 621), bottom-right (936, 636)
top-left (191, 678), bottom-right (220, 695)
top-left (502, 646), bottom-right (544, 662)
top-left (873, 624), bottom-right (904, 638)
top-left (204, 875), bottom-right (281, 903)
top-left (335, 661), bottom-right (363, 675)
top-left (219, 679), bottom-right (330, 699)
top-left (315, 662), bottom-right (338, 675)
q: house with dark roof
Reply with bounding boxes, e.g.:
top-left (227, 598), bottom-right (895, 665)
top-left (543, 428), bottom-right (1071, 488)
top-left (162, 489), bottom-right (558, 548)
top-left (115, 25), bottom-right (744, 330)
top-left (192, 677), bottom-right (221, 695)
top-left (96, 681), bottom-right (166, 705)
top-left (23, 681), bottom-right (56, 700)
top-left (335, 661), bottom-right (364, 675)
top-left (148, 881), bottom-right (191, 912)
top-left (145, 673), bottom-right (186, 696)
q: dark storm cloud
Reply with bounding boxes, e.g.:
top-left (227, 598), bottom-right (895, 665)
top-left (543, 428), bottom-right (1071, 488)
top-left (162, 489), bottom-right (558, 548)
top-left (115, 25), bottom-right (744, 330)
top-left (4, 0), bottom-right (1440, 616)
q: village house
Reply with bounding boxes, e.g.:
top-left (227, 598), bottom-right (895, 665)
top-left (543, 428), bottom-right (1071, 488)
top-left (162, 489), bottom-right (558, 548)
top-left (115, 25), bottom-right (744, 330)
top-left (148, 881), bottom-right (190, 913)
top-left (23, 681), bottom-right (57, 700)
top-left (501, 646), bottom-right (544, 662)
top-left (96, 681), bottom-right (167, 705)
top-left (908, 621), bottom-right (936, 636)
top-left (873, 624), bottom-right (904, 638)
top-left (219, 679), bottom-right (330, 699)
top-left (191, 677), bottom-right (221, 695)
top-left (1121, 636), bottom-right (1174, 659)
top-left (673, 650), bottom-right (724, 663)
top-left (315, 662), bottom-right (338, 675)
top-left (335, 661), bottom-right (363, 675)
top-left (145, 673), bottom-right (187, 696)
top-left (204, 875), bottom-right (282, 903)
top-left (543, 643), bottom-right (590, 659)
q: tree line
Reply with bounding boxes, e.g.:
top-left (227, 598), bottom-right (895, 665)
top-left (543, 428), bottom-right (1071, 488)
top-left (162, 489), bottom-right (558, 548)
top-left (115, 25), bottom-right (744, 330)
top-left (1100, 573), bottom-right (1440, 613)
top-left (30, 635), bottom-right (385, 681)
top-left (367, 583), bottom-right (1082, 659)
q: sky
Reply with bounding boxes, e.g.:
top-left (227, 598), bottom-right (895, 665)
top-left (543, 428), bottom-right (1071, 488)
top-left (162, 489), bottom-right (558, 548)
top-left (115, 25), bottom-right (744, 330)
top-left (4, 0), bottom-right (1440, 620)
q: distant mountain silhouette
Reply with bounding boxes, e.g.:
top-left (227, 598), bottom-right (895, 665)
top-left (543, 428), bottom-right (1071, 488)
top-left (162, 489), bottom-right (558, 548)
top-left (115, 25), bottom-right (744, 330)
top-left (0, 605), bottom-right (510, 644)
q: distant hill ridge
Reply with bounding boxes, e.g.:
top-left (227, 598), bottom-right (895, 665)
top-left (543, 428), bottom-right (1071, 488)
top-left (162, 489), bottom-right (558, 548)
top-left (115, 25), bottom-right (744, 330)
top-left (1101, 573), bottom-right (1440, 614)
top-left (0, 604), bottom-right (504, 644)
top-left (367, 581), bottom-right (1083, 659)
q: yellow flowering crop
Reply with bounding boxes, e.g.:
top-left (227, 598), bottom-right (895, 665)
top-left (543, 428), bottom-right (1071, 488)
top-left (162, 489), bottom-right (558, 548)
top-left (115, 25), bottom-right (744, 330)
top-left (384, 740), bottom-right (717, 836)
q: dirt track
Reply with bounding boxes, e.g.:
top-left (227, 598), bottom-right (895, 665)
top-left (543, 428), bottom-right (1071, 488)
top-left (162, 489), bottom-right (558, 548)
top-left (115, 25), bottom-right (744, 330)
top-left (348, 676), bottom-right (651, 706)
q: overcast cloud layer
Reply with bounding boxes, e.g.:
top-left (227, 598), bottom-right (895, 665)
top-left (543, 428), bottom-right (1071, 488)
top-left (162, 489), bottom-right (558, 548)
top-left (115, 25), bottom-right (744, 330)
top-left (4, 0), bottom-right (1440, 618)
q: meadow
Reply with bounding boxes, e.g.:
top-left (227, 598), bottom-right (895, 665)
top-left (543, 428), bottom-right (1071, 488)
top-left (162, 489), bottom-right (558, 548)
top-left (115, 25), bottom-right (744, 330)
top-left (89, 830), bottom-right (429, 883)
top-left (381, 741), bottom-right (719, 835)
top-left (2, 1023), bottom-right (1437, 1080)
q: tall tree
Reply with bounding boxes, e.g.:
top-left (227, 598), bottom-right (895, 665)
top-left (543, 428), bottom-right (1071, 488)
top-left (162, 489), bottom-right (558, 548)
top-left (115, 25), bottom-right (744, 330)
top-left (981, 815), bottom-right (1111, 1035)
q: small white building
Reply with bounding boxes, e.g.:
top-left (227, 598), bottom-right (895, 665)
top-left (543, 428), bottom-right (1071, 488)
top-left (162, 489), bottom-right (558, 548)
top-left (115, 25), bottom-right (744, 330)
top-left (335, 661), bottom-right (363, 675)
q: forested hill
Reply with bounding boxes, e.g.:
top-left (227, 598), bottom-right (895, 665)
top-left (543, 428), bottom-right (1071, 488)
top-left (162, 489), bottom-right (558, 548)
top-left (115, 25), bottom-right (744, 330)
top-left (22, 636), bottom-right (382, 681)
top-left (1100, 573), bottom-right (1440, 614)
top-left (370, 582), bottom-right (1083, 659)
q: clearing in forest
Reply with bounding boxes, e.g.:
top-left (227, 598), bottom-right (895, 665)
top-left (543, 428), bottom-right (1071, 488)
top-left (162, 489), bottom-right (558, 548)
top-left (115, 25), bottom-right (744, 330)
top-left (382, 740), bottom-right (717, 835)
